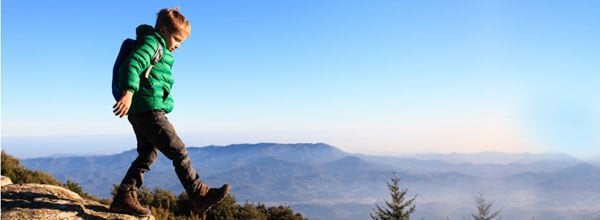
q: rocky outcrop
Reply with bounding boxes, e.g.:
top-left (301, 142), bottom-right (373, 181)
top-left (1, 175), bottom-right (13, 186)
top-left (1, 180), bottom-right (154, 220)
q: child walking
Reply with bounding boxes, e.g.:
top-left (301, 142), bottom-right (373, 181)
top-left (111, 8), bottom-right (229, 218)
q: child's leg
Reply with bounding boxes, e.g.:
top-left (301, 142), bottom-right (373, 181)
top-left (128, 110), bottom-right (202, 195)
top-left (111, 118), bottom-right (158, 216)
top-left (118, 121), bottom-right (159, 191)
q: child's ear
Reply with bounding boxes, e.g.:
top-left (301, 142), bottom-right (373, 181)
top-left (157, 26), bottom-right (168, 37)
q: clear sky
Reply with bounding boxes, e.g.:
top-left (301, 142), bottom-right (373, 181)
top-left (2, 0), bottom-right (599, 159)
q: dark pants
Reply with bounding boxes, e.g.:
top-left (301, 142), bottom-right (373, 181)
top-left (118, 110), bottom-right (201, 195)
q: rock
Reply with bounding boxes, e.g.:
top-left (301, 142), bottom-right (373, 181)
top-left (1, 175), bottom-right (13, 186)
top-left (1, 183), bottom-right (154, 220)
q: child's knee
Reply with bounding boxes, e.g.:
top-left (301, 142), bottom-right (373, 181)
top-left (162, 146), bottom-right (188, 161)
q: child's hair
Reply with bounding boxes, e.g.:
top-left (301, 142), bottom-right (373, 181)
top-left (155, 7), bottom-right (191, 37)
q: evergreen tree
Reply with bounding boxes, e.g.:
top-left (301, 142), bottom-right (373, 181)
top-left (471, 193), bottom-right (502, 220)
top-left (370, 174), bottom-right (417, 220)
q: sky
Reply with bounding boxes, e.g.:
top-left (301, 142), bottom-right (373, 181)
top-left (2, 0), bottom-right (599, 159)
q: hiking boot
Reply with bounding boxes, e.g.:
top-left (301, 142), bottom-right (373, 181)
top-left (110, 189), bottom-right (151, 217)
top-left (191, 183), bottom-right (230, 218)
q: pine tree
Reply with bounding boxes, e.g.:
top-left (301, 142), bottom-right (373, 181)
top-left (471, 193), bottom-right (502, 220)
top-left (370, 174), bottom-right (417, 220)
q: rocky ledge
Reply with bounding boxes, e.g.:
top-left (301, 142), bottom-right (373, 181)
top-left (1, 178), bottom-right (154, 220)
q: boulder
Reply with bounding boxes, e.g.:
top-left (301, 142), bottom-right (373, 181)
top-left (1, 183), bottom-right (154, 220)
top-left (1, 175), bottom-right (12, 186)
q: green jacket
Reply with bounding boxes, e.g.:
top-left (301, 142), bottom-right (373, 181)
top-left (119, 24), bottom-right (175, 114)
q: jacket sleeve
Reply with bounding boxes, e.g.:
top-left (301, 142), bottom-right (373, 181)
top-left (118, 36), bottom-right (159, 93)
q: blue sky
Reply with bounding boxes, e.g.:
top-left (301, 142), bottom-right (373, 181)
top-left (2, 0), bottom-right (599, 158)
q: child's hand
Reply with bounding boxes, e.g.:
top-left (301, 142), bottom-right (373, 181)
top-left (113, 90), bottom-right (133, 118)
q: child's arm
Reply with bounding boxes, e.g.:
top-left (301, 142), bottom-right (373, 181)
top-left (113, 90), bottom-right (133, 118)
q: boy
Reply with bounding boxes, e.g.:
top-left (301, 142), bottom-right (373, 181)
top-left (111, 8), bottom-right (229, 217)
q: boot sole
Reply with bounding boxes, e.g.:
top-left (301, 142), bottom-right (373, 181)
top-left (110, 206), bottom-right (152, 217)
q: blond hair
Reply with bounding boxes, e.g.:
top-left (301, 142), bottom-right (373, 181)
top-left (155, 7), bottom-right (191, 37)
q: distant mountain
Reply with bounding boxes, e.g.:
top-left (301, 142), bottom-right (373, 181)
top-left (590, 158), bottom-right (600, 168)
top-left (22, 143), bottom-right (350, 199)
top-left (357, 153), bottom-right (582, 178)
top-left (411, 152), bottom-right (580, 165)
top-left (21, 143), bottom-right (600, 220)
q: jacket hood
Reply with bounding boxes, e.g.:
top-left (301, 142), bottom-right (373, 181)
top-left (136, 24), bottom-right (156, 37)
top-left (135, 24), bottom-right (167, 49)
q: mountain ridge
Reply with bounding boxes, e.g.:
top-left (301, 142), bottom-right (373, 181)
top-left (19, 143), bottom-right (600, 220)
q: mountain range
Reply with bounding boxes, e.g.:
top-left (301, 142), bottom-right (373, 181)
top-left (21, 143), bottom-right (600, 219)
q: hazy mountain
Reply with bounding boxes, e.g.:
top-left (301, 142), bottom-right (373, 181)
top-left (590, 158), bottom-right (600, 168)
top-left (21, 143), bottom-right (600, 220)
top-left (411, 152), bottom-right (580, 165)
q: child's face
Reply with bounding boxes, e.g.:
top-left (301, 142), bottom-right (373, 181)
top-left (162, 30), bottom-right (187, 52)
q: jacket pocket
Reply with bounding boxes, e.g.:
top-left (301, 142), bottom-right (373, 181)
top-left (162, 86), bottom-right (170, 101)
top-left (138, 76), bottom-right (153, 96)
